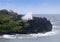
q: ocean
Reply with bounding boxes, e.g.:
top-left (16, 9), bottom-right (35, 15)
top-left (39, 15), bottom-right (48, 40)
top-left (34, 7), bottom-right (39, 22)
top-left (0, 14), bottom-right (60, 42)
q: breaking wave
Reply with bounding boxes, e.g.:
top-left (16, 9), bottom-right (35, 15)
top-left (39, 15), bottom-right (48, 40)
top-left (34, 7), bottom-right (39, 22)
top-left (0, 30), bottom-right (58, 39)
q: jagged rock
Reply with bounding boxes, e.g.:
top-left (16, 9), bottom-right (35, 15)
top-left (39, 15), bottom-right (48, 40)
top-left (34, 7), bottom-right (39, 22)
top-left (27, 17), bottom-right (52, 33)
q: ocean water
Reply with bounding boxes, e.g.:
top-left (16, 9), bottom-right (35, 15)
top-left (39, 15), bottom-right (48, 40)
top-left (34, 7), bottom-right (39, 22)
top-left (0, 14), bottom-right (60, 42)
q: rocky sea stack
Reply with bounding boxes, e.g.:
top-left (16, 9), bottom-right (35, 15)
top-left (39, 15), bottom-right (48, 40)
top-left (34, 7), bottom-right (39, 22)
top-left (0, 9), bottom-right (52, 35)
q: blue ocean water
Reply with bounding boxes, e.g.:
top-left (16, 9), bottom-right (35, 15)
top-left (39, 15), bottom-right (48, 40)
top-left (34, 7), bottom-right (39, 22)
top-left (0, 14), bottom-right (60, 42)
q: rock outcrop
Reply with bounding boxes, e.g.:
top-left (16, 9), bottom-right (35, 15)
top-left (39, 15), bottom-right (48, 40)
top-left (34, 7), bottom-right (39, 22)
top-left (28, 17), bottom-right (52, 33)
top-left (0, 9), bottom-right (52, 35)
top-left (11, 15), bottom-right (52, 34)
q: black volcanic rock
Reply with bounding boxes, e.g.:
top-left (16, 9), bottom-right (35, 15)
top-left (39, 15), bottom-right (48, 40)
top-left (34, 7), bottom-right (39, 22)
top-left (27, 17), bottom-right (52, 33)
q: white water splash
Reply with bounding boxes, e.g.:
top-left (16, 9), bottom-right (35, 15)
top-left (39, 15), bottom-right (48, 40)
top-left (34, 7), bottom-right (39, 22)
top-left (51, 22), bottom-right (60, 28)
top-left (53, 25), bottom-right (57, 28)
top-left (1, 30), bottom-right (58, 39)
top-left (22, 12), bottom-right (33, 20)
top-left (2, 35), bottom-right (16, 39)
top-left (29, 30), bottom-right (58, 38)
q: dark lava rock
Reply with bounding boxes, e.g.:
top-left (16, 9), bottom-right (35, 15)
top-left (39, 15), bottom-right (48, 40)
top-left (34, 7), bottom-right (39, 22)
top-left (27, 17), bottom-right (52, 33)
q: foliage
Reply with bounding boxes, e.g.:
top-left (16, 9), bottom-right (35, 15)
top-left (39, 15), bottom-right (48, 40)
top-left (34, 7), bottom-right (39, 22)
top-left (0, 9), bottom-right (29, 34)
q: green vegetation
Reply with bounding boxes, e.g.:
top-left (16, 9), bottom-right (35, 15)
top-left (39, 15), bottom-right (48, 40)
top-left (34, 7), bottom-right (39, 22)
top-left (0, 9), bottom-right (29, 34)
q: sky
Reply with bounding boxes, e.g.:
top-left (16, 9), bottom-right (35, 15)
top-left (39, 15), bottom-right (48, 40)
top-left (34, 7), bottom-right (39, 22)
top-left (0, 0), bottom-right (60, 14)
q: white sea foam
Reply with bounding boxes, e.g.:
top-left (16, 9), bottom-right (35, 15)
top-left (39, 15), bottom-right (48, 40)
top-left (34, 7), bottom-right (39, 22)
top-left (1, 30), bottom-right (58, 39)
top-left (2, 35), bottom-right (16, 39)
top-left (29, 30), bottom-right (58, 38)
